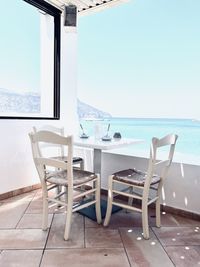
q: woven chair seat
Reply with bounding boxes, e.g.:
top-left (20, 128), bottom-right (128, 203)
top-left (113, 168), bottom-right (160, 187)
top-left (46, 169), bottom-right (97, 186)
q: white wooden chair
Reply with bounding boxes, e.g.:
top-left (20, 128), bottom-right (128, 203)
top-left (104, 134), bottom-right (178, 239)
top-left (33, 125), bottom-right (84, 170)
top-left (29, 130), bottom-right (102, 240)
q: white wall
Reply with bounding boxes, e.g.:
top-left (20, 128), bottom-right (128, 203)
top-left (0, 24), bottom-right (78, 194)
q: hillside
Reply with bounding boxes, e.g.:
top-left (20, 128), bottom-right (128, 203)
top-left (0, 88), bottom-right (40, 113)
top-left (0, 88), bottom-right (111, 119)
top-left (77, 99), bottom-right (111, 119)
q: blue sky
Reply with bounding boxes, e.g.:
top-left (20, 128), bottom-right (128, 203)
top-left (77, 0), bottom-right (200, 119)
top-left (0, 0), bottom-right (40, 94)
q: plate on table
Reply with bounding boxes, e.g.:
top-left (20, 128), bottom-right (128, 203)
top-left (80, 134), bottom-right (89, 139)
top-left (101, 136), bottom-right (112, 141)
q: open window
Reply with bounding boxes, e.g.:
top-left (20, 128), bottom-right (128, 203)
top-left (0, 0), bottom-right (61, 119)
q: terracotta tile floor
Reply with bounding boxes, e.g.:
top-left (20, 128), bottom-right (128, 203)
top-left (0, 189), bottom-right (199, 267)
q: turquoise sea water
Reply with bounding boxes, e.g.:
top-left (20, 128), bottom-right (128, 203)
top-left (80, 118), bottom-right (200, 164)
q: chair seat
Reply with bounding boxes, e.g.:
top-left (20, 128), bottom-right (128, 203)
top-left (50, 156), bottom-right (83, 163)
top-left (112, 168), bottom-right (160, 186)
top-left (45, 169), bottom-right (97, 186)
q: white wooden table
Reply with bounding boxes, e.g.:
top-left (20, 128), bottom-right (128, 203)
top-left (74, 136), bottom-right (143, 175)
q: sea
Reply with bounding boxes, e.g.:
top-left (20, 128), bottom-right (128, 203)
top-left (79, 117), bottom-right (200, 165)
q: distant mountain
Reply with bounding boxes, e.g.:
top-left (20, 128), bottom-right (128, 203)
top-left (77, 99), bottom-right (111, 119)
top-left (0, 88), bottom-right (40, 113)
top-left (0, 88), bottom-right (111, 118)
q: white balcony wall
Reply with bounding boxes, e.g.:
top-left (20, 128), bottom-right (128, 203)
top-left (101, 153), bottom-right (200, 215)
top-left (74, 148), bottom-right (200, 215)
top-left (0, 18), bottom-right (78, 194)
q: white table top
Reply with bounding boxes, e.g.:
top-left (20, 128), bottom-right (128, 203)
top-left (74, 136), bottom-right (143, 150)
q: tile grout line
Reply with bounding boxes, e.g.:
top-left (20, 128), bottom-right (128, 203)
top-left (118, 228), bottom-right (132, 267)
top-left (14, 189), bottom-right (39, 229)
top-left (151, 226), bottom-right (176, 267)
top-left (14, 201), bottom-right (33, 229)
top-left (38, 213), bottom-right (55, 267)
top-left (0, 190), bottom-right (38, 230)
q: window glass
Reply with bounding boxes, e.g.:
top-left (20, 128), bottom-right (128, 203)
top-left (0, 0), bottom-right (60, 119)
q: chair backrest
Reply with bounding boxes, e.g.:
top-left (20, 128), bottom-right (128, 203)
top-left (33, 125), bottom-right (65, 158)
top-left (145, 134), bottom-right (178, 190)
top-left (29, 130), bottom-right (73, 187)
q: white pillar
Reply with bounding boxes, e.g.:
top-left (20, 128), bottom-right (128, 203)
top-left (40, 13), bottom-right (54, 117)
top-left (60, 17), bottom-right (79, 135)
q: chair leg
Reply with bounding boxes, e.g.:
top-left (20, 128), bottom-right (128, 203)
top-left (127, 186), bottom-right (133, 212)
top-left (103, 175), bottom-right (113, 227)
top-left (64, 198), bottom-right (73, 241)
top-left (56, 185), bottom-right (62, 207)
top-left (156, 183), bottom-right (163, 228)
top-left (142, 202), bottom-right (149, 239)
top-left (95, 174), bottom-right (102, 224)
top-left (156, 197), bottom-right (161, 227)
top-left (79, 160), bottom-right (85, 195)
top-left (80, 160), bottom-right (84, 170)
top-left (42, 186), bottom-right (48, 231)
top-left (56, 165), bottom-right (62, 206)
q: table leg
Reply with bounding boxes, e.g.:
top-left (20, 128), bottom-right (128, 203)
top-left (77, 148), bottom-right (121, 220)
top-left (93, 148), bottom-right (102, 175)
